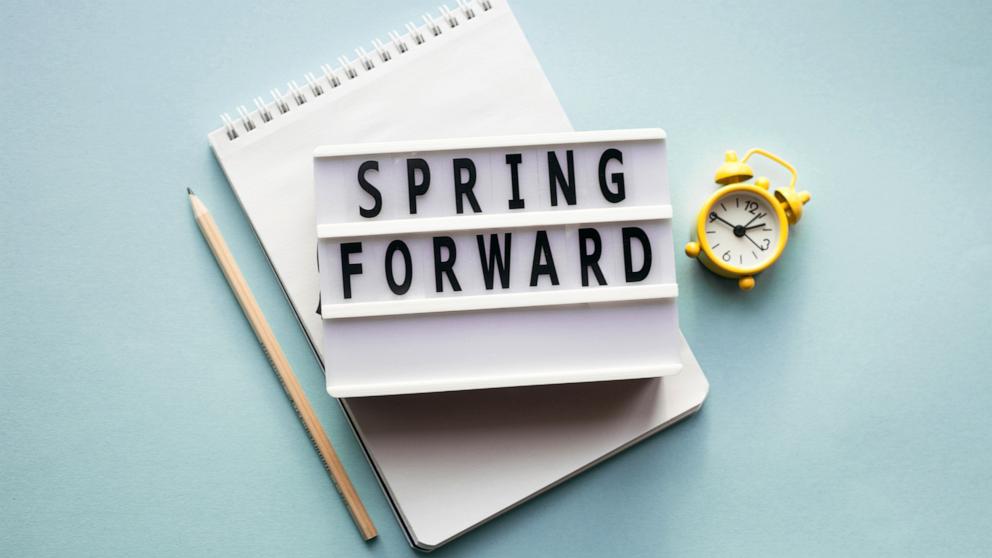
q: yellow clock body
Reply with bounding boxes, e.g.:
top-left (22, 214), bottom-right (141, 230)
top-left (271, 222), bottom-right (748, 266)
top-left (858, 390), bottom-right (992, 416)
top-left (685, 149), bottom-right (811, 290)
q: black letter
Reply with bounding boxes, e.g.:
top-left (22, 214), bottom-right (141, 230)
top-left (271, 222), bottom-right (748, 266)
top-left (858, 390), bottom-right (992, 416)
top-left (340, 242), bottom-right (363, 299)
top-left (453, 158), bottom-right (481, 214)
top-left (578, 228), bottom-right (607, 286)
top-left (433, 236), bottom-right (462, 292)
top-left (505, 153), bottom-right (525, 210)
top-left (407, 158), bottom-right (430, 214)
top-left (547, 150), bottom-right (577, 206)
top-left (476, 233), bottom-right (512, 290)
top-left (358, 161), bottom-right (381, 218)
top-left (530, 230), bottom-right (560, 286)
top-left (598, 148), bottom-right (625, 203)
top-left (622, 227), bottom-right (652, 282)
top-left (385, 240), bottom-right (412, 295)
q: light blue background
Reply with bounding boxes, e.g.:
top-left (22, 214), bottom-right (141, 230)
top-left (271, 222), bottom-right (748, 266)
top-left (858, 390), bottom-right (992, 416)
top-left (2, 0), bottom-right (990, 556)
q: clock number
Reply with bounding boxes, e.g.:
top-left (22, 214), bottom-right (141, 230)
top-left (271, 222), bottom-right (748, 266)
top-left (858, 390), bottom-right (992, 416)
top-left (708, 212), bottom-right (718, 223)
top-left (744, 200), bottom-right (759, 215)
top-left (761, 238), bottom-right (771, 250)
top-left (722, 250), bottom-right (732, 262)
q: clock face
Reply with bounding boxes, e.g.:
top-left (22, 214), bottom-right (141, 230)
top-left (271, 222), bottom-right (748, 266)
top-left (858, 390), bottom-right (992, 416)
top-left (702, 190), bottom-right (782, 271)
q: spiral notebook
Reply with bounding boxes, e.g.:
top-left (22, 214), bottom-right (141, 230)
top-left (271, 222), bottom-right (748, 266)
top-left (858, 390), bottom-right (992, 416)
top-left (207, 0), bottom-right (707, 550)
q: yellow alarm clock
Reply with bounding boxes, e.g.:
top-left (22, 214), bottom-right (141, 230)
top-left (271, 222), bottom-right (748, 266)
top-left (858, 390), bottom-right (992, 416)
top-left (685, 148), bottom-right (811, 290)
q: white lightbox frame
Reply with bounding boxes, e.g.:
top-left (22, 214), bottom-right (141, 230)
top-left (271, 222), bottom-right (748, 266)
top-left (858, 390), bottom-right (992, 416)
top-left (314, 129), bottom-right (682, 396)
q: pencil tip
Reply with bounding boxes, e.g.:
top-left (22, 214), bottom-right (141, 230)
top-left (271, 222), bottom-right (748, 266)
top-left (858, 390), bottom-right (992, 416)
top-left (187, 187), bottom-right (194, 195)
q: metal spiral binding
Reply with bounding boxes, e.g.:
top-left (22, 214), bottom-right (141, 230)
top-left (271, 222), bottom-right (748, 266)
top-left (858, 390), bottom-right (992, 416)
top-left (220, 0), bottom-right (493, 141)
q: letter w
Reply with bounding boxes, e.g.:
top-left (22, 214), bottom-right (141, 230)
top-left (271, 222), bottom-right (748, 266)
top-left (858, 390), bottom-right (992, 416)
top-left (476, 233), bottom-right (512, 290)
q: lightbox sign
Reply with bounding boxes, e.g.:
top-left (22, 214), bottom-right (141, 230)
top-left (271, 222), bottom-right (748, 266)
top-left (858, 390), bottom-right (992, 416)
top-left (314, 129), bottom-right (681, 397)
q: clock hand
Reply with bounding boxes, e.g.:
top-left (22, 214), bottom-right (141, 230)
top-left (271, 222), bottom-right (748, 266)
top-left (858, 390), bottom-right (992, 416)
top-left (743, 214), bottom-right (762, 228)
top-left (744, 222), bottom-right (766, 230)
top-left (743, 232), bottom-right (764, 251)
top-left (709, 212), bottom-right (735, 228)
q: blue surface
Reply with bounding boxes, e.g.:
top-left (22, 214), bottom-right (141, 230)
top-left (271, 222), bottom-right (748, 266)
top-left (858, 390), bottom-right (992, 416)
top-left (2, 1), bottom-right (990, 556)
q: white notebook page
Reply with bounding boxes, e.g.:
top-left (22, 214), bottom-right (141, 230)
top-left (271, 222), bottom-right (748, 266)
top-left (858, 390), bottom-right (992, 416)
top-left (207, 0), bottom-right (707, 550)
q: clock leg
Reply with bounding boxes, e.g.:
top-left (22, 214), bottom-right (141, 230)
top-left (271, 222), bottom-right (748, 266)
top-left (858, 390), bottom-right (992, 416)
top-left (738, 276), bottom-right (755, 290)
top-left (685, 242), bottom-right (700, 258)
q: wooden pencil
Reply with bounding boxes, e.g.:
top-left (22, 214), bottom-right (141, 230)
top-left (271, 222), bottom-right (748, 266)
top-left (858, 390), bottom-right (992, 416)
top-left (187, 188), bottom-right (377, 541)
